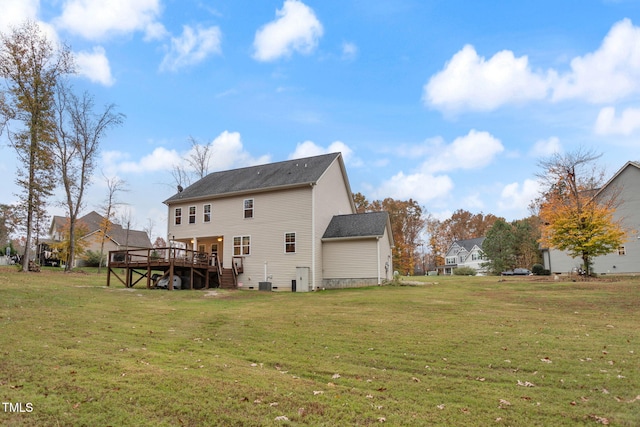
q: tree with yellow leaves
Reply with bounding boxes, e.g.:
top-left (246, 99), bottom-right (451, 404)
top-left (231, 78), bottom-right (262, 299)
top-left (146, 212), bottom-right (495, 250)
top-left (535, 148), bottom-right (626, 274)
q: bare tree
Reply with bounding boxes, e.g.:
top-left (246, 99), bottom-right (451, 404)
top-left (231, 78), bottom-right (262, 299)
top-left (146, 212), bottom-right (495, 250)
top-left (0, 20), bottom-right (75, 271)
top-left (52, 82), bottom-right (124, 270)
top-left (169, 136), bottom-right (213, 191)
top-left (118, 207), bottom-right (134, 251)
top-left (97, 175), bottom-right (127, 273)
top-left (185, 135), bottom-right (212, 180)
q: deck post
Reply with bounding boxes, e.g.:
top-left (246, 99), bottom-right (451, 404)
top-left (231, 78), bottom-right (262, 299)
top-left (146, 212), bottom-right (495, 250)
top-left (169, 260), bottom-right (174, 290)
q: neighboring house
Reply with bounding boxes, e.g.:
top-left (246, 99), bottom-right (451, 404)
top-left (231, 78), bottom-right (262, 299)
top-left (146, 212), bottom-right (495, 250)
top-left (163, 152), bottom-right (394, 291)
top-left (41, 211), bottom-right (152, 267)
top-left (542, 161), bottom-right (640, 275)
top-left (436, 237), bottom-right (486, 275)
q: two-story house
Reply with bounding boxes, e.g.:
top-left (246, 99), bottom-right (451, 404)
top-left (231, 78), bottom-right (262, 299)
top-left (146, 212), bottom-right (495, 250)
top-left (437, 237), bottom-right (486, 275)
top-left (542, 161), bottom-right (640, 275)
top-left (163, 152), bottom-right (394, 291)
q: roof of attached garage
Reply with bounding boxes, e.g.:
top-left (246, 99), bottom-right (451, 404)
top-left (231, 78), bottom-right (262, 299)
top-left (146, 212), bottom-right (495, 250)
top-left (164, 152), bottom-right (342, 204)
top-left (322, 212), bottom-right (391, 241)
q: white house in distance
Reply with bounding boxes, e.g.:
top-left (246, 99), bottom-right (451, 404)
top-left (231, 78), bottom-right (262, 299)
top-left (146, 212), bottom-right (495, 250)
top-left (542, 161), bottom-right (640, 275)
top-left (437, 237), bottom-right (486, 275)
top-left (163, 153), bottom-right (394, 291)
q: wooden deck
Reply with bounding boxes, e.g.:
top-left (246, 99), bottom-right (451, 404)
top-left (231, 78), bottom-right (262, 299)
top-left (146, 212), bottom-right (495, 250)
top-left (106, 247), bottom-right (243, 290)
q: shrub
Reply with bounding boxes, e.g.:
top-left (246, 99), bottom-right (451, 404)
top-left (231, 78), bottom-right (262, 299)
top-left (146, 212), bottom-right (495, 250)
top-left (453, 266), bottom-right (477, 276)
top-left (83, 250), bottom-right (106, 267)
top-left (532, 264), bottom-right (551, 276)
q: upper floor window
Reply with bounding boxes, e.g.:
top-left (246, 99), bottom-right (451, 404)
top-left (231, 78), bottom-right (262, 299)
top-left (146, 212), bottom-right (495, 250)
top-left (285, 232), bottom-right (296, 253)
top-left (618, 245), bottom-right (626, 255)
top-left (445, 257), bottom-right (456, 265)
top-left (244, 198), bottom-right (254, 219)
top-left (233, 235), bottom-right (251, 256)
top-left (203, 204), bottom-right (211, 223)
top-left (174, 208), bottom-right (182, 225)
top-left (189, 206), bottom-right (196, 224)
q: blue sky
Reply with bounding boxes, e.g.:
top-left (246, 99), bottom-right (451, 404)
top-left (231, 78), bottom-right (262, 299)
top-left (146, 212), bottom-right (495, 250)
top-left (2, 0), bottom-right (640, 239)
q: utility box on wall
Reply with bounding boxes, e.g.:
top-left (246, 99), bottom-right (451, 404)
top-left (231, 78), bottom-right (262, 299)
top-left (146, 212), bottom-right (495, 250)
top-left (295, 267), bottom-right (310, 292)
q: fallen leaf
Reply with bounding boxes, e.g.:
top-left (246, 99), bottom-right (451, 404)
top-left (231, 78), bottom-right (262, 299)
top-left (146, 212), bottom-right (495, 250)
top-left (274, 415), bottom-right (289, 421)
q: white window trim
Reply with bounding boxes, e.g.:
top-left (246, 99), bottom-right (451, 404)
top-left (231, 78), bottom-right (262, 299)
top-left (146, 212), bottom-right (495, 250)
top-left (174, 207), bottom-right (182, 226)
top-left (203, 204), bottom-right (211, 223)
top-left (233, 235), bottom-right (251, 256)
top-left (284, 232), bottom-right (296, 254)
top-left (243, 198), bottom-right (254, 219)
top-left (188, 205), bottom-right (196, 224)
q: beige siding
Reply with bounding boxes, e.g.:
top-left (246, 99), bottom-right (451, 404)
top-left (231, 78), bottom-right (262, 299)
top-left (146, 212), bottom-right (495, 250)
top-left (167, 186), bottom-right (314, 290)
top-left (323, 239), bottom-right (378, 278)
top-left (312, 158), bottom-right (355, 288)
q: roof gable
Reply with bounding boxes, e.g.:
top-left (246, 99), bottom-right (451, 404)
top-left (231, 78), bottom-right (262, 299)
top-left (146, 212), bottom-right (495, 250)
top-left (446, 237), bottom-right (485, 255)
top-left (164, 152), bottom-right (342, 204)
top-left (594, 161), bottom-right (640, 199)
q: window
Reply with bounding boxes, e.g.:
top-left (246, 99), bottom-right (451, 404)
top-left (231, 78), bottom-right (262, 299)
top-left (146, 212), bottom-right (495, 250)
top-left (285, 232), bottom-right (296, 253)
top-left (445, 257), bottom-right (456, 265)
top-left (244, 198), bottom-right (254, 219)
top-left (203, 204), bottom-right (211, 222)
top-left (471, 253), bottom-right (482, 261)
top-left (618, 245), bottom-right (626, 255)
top-left (189, 206), bottom-right (196, 224)
top-left (175, 208), bottom-right (182, 225)
top-left (233, 235), bottom-right (251, 256)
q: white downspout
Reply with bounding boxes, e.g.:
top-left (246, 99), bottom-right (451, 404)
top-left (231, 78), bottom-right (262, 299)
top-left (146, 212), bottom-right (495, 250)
top-left (311, 183), bottom-right (316, 290)
top-left (377, 236), bottom-right (381, 285)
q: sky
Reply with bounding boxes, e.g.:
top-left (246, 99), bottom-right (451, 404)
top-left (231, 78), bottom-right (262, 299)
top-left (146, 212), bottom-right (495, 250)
top-left (1, 0), bottom-right (640, 240)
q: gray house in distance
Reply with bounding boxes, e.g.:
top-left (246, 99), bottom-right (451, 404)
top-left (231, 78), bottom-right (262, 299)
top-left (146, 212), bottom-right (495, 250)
top-left (542, 161), bottom-right (640, 275)
top-left (163, 153), bottom-right (394, 291)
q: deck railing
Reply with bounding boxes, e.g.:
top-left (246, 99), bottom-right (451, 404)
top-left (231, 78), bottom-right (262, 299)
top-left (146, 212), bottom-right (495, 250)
top-left (108, 247), bottom-right (211, 268)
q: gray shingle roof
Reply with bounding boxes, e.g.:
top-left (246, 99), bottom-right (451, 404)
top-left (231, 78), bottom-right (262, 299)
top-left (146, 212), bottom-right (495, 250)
top-left (454, 237), bottom-right (485, 252)
top-left (164, 152), bottom-right (342, 204)
top-left (322, 212), bottom-right (390, 240)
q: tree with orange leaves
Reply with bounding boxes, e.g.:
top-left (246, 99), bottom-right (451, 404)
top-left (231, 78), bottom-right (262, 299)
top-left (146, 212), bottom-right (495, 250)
top-left (535, 148), bottom-right (626, 274)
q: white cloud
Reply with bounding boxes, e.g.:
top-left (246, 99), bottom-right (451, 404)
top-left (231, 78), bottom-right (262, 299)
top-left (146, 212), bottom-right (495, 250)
top-left (424, 44), bottom-right (550, 113)
top-left (375, 172), bottom-right (454, 202)
top-left (206, 131), bottom-right (271, 171)
top-left (594, 106), bottom-right (640, 135)
top-left (55, 0), bottom-right (166, 41)
top-left (424, 129), bottom-right (504, 173)
top-left (552, 19), bottom-right (640, 103)
top-left (498, 179), bottom-right (541, 212)
top-left (289, 140), bottom-right (360, 165)
top-left (160, 25), bottom-right (222, 72)
top-left (425, 19), bottom-right (640, 112)
top-left (75, 46), bottom-right (115, 86)
top-left (118, 147), bottom-right (181, 173)
top-left (341, 42), bottom-right (358, 60)
top-left (253, 0), bottom-right (323, 62)
top-left (0, 0), bottom-right (38, 32)
top-left (103, 131), bottom-right (270, 176)
top-left (529, 137), bottom-right (562, 158)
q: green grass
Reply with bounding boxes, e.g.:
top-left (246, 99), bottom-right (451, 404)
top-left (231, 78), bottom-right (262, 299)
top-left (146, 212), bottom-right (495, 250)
top-left (1, 267), bottom-right (639, 426)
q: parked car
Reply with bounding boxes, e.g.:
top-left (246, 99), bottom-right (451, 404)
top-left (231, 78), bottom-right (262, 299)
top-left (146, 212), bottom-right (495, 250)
top-left (501, 268), bottom-right (532, 276)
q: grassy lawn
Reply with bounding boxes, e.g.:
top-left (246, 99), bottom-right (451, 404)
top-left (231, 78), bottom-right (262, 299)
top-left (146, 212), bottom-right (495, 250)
top-left (1, 267), bottom-right (639, 426)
